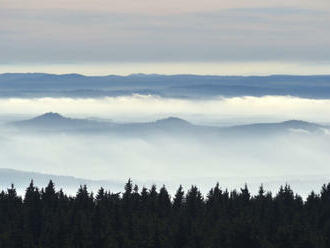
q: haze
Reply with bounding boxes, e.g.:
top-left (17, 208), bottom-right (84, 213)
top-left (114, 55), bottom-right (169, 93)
top-left (1, 92), bottom-right (330, 196)
top-left (1, 0), bottom-right (330, 196)
top-left (2, 95), bottom-right (330, 124)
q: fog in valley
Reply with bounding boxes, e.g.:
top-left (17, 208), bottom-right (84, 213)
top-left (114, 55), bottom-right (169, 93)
top-left (1, 93), bottom-right (330, 197)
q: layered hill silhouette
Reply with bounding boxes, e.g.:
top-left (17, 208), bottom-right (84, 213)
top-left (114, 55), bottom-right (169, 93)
top-left (0, 168), bottom-right (329, 199)
top-left (224, 119), bottom-right (324, 134)
top-left (2, 73), bottom-right (330, 98)
top-left (0, 168), bottom-right (122, 195)
top-left (9, 112), bottom-right (328, 136)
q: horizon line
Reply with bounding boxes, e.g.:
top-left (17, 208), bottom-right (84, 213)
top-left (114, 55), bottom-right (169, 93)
top-left (2, 72), bottom-right (330, 77)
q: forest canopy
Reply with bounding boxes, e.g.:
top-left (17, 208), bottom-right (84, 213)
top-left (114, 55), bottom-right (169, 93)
top-left (0, 180), bottom-right (330, 248)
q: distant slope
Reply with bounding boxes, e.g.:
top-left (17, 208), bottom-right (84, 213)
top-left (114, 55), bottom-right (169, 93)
top-left (0, 168), bottom-right (123, 195)
top-left (8, 112), bottom-right (329, 136)
top-left (9, 113), bottom-right (196, 134)
top-left (10, 112), bottom-right (113, 132)
top-left (2, 73), bottom-right (330, 98)
top-left (1, 168), bottom-right (329, 198)
top-left (225, 120), bottom-right (325, 134)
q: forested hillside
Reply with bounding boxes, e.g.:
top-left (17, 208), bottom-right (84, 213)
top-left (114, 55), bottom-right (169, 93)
top-left (1, 180), bottom-right (330, 248)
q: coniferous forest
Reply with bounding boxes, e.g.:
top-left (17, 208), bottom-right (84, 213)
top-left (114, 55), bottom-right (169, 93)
top-left (1, 180), bottom-right (330, 248)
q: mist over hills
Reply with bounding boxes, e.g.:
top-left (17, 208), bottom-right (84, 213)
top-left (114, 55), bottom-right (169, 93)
top-left (2, 73), bottom-right (330, 98)
top-left (224, 119), bottom-right (324, 135)
top-left (8, 112), bottom-right (328, 136)
top-left (9, 113), bottom-right (193, 134)
top-left (0, 168), bottom-right (122, 195)
top-left (2, 112), bottom-right (330, 197)
top-left (0, 168), bottom-right (329, 199)
top-left (10, 112), bottom-right (113, 132)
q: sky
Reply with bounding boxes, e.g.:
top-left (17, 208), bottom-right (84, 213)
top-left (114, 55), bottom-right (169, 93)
top-left (1, 0), bottom-right (330, 75)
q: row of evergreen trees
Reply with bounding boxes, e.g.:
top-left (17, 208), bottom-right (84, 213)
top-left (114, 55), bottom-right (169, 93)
top-left (1, 180), bottom-right (330, 248)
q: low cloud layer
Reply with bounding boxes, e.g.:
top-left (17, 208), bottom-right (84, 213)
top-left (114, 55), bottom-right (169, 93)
top-left (1, 95), bottom-right (330, 124)
top-left (1, 122), bottom-right (330, 198)
top-left (1, 94), bottom-right (330, 196)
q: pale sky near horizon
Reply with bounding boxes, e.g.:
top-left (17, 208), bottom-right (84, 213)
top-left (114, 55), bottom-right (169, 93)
top-left (1, 0), bottom-right (330, 74)
top-left (2, 62), bottom-right (330, 76)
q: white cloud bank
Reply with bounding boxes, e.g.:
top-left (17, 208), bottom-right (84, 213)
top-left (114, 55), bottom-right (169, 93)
top-left (1, 118), bottom-right (330, 193)
top-left (1, 94), bottom-right (330, 195)
top-left (1, 95), bottom-right (330, 124)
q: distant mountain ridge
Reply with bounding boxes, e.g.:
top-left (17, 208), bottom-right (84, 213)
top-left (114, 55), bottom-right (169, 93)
top-left (10, 112), bottom-right (102, 131)
top-left (8, 112), bottom-right (329, 135)
top-left (225, 119), bottom-right (323, 133)
top-left (9, 113), bottom-right (194, 134)
top-left (154, 117), bottom-right (191, 127)
top-left (2, 73), bottom-right (330, 98)
top-left (31, 112), bottom-right (68, 122)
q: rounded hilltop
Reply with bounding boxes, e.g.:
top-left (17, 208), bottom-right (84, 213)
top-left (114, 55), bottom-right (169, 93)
top-left (154, 117), bottom-right (191, 126)
top-left (32, 112), bottom-right (66, 121)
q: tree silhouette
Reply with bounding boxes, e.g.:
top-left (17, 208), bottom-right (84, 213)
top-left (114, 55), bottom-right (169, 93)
top-left (0, 180), bottom-right (329, 247)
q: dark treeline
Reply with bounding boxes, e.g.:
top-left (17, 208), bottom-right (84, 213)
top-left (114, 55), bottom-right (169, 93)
top-left (1, 180), bottom-right (330, 248)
